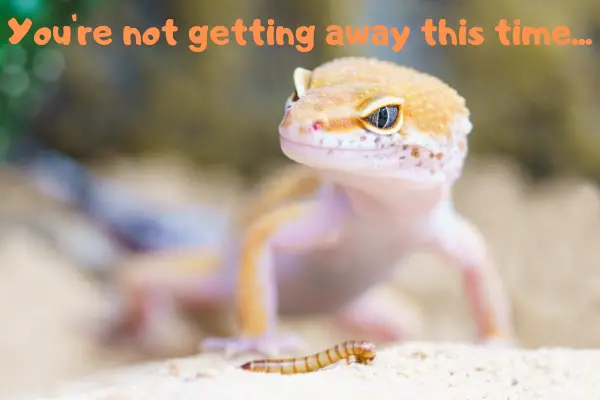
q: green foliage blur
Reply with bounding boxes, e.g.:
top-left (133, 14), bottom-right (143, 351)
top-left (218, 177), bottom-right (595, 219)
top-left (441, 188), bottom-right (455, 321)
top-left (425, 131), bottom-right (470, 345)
top-left (0, 0), bottom-right (99, 161)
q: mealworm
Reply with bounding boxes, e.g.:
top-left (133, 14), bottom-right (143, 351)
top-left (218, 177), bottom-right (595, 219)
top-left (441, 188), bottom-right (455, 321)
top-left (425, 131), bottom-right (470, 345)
top-left (239, 340), bottom-right (375, 374)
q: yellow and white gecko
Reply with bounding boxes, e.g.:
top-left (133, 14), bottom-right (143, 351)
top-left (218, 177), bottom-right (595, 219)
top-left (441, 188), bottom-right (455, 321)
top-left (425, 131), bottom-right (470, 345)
top-left (104, 57), bottom-right (516, 356)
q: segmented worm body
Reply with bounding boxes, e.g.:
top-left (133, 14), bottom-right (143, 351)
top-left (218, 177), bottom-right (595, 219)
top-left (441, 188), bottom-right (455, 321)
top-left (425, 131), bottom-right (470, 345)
top-left (240, 340), bottom-right (375, 374)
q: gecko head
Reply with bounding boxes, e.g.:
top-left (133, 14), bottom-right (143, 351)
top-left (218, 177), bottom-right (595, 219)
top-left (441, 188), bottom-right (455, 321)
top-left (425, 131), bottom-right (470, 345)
top-left (278, 57), bottom-right (473, 183)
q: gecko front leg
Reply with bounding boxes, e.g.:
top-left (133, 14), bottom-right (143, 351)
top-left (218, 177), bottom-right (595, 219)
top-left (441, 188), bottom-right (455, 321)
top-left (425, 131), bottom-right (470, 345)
top-left (429, 200), bottom-right (516, 346)
top-left (201, 184), bottom-right (352, 357)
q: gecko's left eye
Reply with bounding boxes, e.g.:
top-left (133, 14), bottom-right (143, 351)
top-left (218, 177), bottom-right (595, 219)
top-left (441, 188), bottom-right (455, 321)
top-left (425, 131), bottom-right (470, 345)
top-left (358, 95), bottom-right (404, 134)
top-left (363, 105), bottom-right (402, 133)
top-left (366, 106), bottom-right (399, 129)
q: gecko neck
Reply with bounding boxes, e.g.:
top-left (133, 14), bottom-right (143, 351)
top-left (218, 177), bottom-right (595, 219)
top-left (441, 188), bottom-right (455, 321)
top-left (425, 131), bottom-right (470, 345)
top-left (321, 169), bottom-right (451, 219)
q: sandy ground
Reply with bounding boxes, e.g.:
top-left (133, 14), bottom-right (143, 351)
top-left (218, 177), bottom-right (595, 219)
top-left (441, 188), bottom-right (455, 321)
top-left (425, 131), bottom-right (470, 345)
top-left (26, 342), bottom-right (600, 400)
top-left (2, 155), bottom-right (600, 398)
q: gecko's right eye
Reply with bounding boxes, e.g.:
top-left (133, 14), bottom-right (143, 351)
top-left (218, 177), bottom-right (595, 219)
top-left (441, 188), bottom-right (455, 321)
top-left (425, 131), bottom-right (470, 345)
top-left (285, 90), bottom-right (299, 110)
top-left (290, 89), bottom-right (299, 102)
top-left (286, 67), bottom-right (311, 111)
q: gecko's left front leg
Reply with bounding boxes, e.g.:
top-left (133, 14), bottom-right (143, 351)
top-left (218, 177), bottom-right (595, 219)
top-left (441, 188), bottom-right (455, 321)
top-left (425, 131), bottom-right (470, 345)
top-left (429, 200), bottom-right (517, 346)
top-left (201, 184), bottom-right (352, 357)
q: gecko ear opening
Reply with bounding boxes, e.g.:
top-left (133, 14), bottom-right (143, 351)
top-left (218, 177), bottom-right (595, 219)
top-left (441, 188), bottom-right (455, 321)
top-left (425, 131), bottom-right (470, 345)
top-left (293, 67), bottom-right (312, 98)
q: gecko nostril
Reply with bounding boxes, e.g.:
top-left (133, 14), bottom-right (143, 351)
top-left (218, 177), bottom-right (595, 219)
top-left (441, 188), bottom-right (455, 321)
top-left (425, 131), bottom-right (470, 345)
top-left (311, 121), bottom-right (323, 132)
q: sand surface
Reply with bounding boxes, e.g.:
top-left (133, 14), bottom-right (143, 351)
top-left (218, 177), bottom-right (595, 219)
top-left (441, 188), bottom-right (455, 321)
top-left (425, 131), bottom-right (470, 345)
top-left (2, 155), bottom-right (600, 398)
top-left (25, 343), bottom-right (600, 400)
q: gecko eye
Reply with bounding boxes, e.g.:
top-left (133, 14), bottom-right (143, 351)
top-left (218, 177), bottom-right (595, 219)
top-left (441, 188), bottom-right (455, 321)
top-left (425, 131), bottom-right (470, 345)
top-left (364, 105), bottom-right (401, 131)
top-left (290, 89), bottom-right (299, 102)
top-left (285, 90), bottom-right (299, 110)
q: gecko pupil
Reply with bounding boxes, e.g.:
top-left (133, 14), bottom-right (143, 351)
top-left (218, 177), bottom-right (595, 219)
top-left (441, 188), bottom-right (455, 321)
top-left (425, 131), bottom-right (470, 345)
top-left (377, 108), bottom-right (388, 127)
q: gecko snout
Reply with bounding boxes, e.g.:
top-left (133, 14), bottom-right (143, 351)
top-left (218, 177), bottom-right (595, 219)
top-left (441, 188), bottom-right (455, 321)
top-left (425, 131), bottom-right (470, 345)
top-left (291, 118), bottom-right (324, 135)
top-left (295, 120), bottom-right (324, 136)
top-left (280, 115), bottom-right (323, 138)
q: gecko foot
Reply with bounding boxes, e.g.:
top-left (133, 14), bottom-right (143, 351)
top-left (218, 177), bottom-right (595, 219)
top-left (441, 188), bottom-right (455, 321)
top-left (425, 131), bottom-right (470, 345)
top-left (480, 335), bottom-right (518, 348)
top-left (200, 333), bottom-right (305, 357)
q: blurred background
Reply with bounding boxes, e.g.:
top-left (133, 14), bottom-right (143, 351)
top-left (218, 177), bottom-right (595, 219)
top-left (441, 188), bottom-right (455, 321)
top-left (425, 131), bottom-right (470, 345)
top-left (1, 0), bottom-right (599, 397)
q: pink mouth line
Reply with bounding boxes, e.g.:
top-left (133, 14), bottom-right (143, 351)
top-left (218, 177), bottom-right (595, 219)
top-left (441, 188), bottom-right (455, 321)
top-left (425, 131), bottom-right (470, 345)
top-left (279, 135), bottom-right (397, 153)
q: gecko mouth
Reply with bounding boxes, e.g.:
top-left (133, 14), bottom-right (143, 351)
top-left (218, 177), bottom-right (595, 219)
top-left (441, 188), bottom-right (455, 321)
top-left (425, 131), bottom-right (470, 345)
top-left (279, 135), bottom-right (391, 171)
top-left (280, 135), bottom-right (451, 179)
top-left (279, 135), bottom-right (391, 153)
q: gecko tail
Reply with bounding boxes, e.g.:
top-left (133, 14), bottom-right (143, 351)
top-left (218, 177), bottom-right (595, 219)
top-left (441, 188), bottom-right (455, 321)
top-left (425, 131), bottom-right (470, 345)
top-left (19, 147), bottom-right (231, 253)
top-left (20, 147), bottom-right (96, 209)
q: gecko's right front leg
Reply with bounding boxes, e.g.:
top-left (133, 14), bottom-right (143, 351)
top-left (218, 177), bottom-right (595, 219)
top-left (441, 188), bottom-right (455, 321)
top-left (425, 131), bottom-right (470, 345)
top-left (201, 184), bottom-right (351, 357)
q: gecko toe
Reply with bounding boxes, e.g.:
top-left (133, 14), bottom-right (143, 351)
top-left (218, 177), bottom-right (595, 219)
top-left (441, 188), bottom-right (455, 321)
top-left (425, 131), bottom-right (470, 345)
top-left (480, 336), bottom-right (519, 349)
top-left (200, 333), bottom-right (305, 357)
